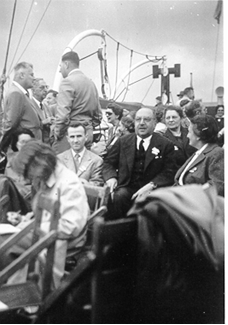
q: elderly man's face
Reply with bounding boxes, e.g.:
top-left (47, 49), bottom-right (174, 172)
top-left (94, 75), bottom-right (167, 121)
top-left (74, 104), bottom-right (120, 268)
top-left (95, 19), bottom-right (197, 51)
top-left (135, 108), bottom-right (155, 138)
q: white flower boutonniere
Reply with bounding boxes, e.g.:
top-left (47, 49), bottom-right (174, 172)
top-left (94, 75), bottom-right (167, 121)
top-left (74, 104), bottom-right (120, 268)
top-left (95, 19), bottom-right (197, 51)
top-left (174, 145), bottom-right (179, 151)
top-left (151, 147), bottom-right (162, 159)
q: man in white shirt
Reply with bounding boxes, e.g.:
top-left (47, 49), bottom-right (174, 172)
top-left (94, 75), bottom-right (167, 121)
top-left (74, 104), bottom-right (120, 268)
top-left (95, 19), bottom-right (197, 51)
top-left (58, 123), bottom-right (104, 186)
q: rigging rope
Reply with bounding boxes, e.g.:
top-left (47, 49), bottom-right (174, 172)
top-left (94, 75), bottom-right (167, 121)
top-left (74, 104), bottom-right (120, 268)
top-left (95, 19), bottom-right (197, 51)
top-left (122, 50), bottom-right (133, 102)
top-left (113, 42), bottom-right (120, 99)
top-left (104, 30), bottom-right (165, 60)
top-left (80, 50), bottom-right (98, 61)
top-left (9, 0), bottom-right (52, 71)
top-left (7, 0), bottom-right (35, 75)
top-left (141, 79), bottom-right (155, 104)
top-left (211, 23), bottom-right (220, 102)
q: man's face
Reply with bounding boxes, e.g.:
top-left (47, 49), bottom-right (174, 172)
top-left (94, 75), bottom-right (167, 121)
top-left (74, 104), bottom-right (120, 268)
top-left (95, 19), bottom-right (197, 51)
top-left (217, 106), bottom-right (224, 117)
top-left (66, 126), bottom-right (87, 152)
top-left (59, 61), bottom-right (68, 78)
top-left (33, 80), bottom-right (48, 102)
top-left (23, 67), bottom-right (35, 89)
top-left (135, 108), bottom-right (155, 138)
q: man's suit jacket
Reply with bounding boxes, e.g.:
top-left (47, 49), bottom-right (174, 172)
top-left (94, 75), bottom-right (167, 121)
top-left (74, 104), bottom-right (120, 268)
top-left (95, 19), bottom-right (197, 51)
top-left (31, 98), bottom-right (50, 143)
top-left (54, 70), bottom-right (102, 140)
top-left (58, 148), bottom-right (104, 186)
top-left (164, 127), bottom-right (196, 169)
top-left (103, 132), bottom-right (176, 189)
top-left (3, 84), bottom-right (42, 140)
top-left (174, 143), bottom-right (224, 196)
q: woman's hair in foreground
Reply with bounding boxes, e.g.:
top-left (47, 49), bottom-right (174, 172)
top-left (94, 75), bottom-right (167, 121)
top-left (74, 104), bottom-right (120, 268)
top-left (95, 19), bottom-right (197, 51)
top-left (12, 140), bottom-right (57, 181)
top-left (191, 114), bottom-right (218, 143)
top-left (11, 128), bottom-right (35, 152)
top-left (184, 100), bottom-right (203, 119)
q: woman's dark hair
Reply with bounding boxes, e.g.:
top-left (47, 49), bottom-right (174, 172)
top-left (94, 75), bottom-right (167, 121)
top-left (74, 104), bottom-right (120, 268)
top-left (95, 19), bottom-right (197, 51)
top-left (106, 102), bottom-right (123, 120)
top-left (46, 89), bottom-right (58, 98)
top-left (185, 100), bottom-right (203, 119)
top-left (121, 114), bottom-right (135, 133)
top-left (11, 128), bottom-right (35, 152)
top-left (216, 105), bottom-right (224, 113)
top-left (12, 141), bottom-right (57, 182)
top-left (155, 105), bottom-right (166, 123)
top-left (191, 114), bottom-right (218, 143)
top-left (164, 105), bottom-right (184, 118)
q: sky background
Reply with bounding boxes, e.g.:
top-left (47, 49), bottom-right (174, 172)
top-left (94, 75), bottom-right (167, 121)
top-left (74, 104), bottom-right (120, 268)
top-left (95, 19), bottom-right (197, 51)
top-left (0, 0), bottom-right (224, 106)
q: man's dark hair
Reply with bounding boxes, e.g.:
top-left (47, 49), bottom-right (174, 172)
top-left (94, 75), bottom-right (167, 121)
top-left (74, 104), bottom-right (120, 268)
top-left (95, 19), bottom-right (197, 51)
top-left (62, 51), bottom-right (80, 66)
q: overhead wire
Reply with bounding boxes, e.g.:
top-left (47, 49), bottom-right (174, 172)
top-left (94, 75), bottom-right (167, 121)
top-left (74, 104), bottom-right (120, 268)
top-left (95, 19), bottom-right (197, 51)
top-left (7, 0), bottom-right (35, 75)
top-left (122, 50), bottom-right (133, 101)
top-left (211, 22), bottom-right (220, 102)
top-left (104, 30), bottom-right (165, 60)
top-left (9, 0), bottom-right (52, 74)
top-left (113, 42), bottom-right (120, 99)
top-left (141, 79), bottom-right (155, 104)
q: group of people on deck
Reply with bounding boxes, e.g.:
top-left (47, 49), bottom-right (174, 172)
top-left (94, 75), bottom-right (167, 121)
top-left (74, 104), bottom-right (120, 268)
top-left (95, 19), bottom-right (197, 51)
top-left (0, 50), bottom-right (224, 291)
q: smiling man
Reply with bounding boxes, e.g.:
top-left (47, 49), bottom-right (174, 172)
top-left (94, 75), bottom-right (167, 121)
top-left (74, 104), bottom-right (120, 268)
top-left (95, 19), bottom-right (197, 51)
top-left (57, 123), bottom-right (103, 186)
top-left (103, 107), bottom-right (177, 219)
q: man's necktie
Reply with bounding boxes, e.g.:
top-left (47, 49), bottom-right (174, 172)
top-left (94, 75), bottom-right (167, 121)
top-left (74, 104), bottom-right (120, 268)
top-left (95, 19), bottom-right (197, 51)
top-left (139, 139), bottom-right (145, 153)
top-left (74, 153), bottom-right (80, 172)
top-left (25, 91), bottom-right (29, 98)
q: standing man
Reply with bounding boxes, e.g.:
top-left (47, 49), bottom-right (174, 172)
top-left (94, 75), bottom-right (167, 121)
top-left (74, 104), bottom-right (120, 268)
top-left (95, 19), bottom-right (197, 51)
top-left (54, 51), bottom-right (102, 154)
top-left (31, 78), bottom-right (55, 144)
top-left (103, 107), bottom-right (177, 219)
top-left (58, 123), bottom-right (103, 186)
top-left (3, 62), bottom-right (42, 140)
top-left (176, 87), bottom-right (194, 107)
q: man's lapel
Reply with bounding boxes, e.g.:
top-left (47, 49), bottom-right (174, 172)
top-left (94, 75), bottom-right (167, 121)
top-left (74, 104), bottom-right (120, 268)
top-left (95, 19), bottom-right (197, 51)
top-left (144, 133), bottom-right (160, 171)
top-left (63, 150), bottom-right (76, 172)
top-left (77, 149), bottom-right (91, 176)
top-left (123, 134), bottom-right (136, 173)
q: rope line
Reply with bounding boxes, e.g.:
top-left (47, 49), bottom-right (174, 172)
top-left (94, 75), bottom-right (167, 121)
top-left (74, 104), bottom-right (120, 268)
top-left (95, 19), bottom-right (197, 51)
top-left (141, 79), bottom-right (155, 103)
top-left (10, 0), bottom-right (52, 70)
top-left (80, 50), bottom-right (98, 61)
top-left (122, 50), bottom-right (133, 102)
top-left (211, 23), bottom-right (220, 102)
top-left (104, 30), bottom-right (165, 60)
top-left (113, 42), bottom-right (120, 99)
top-left (7, 0), bottom-right (35, 75)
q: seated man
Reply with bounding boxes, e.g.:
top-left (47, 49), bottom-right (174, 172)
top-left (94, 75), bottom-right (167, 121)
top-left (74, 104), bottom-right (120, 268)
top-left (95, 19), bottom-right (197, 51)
top-left (58, 123), bottom-right (104, 186)
top-left (103, 107), bottom-right (177, 219)
top-left (0, 141), bottom-right (90, 288)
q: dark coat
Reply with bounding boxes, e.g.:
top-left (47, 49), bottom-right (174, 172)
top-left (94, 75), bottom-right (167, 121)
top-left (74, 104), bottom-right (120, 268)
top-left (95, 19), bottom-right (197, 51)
top-left (103, 132), bottom-right (176, 188)
top-left (175, 143), bottom-right (224, 196)
top-left (3, 84), bottom-right (42, 140)
top-left (164, 126), bottom-right (196, 169)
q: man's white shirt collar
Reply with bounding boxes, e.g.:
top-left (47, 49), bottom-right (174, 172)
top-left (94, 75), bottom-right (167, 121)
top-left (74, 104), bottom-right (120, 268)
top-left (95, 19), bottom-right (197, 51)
top-left (136, 135), bottom-right (152, 151)
top-left (71, 147), bottom-right (85, 162)
top-left (68, 68), bottom-right (80, 76)
top-left (12, 81), bottom-right (27, 95)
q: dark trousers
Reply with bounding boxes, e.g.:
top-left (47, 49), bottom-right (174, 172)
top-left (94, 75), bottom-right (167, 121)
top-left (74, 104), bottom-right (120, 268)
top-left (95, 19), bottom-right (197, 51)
top-left (107, 186), bottom-right (137, 220)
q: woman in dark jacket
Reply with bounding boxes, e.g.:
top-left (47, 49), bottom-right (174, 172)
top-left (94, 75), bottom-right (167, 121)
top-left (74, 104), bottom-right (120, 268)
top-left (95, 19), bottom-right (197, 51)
top-left (163, 105), bottom-right (196, 169)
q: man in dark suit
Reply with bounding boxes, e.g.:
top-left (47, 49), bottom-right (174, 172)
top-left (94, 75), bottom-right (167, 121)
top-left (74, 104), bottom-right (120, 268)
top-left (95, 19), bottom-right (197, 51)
top-left (31, 78), bottom-right (55, 144)
top-left (103, 107), bottom-right (177, 219)
top-left (3, 62), bottom-right (42, 140)
top-left (53, 51), bottom-right (102, 154)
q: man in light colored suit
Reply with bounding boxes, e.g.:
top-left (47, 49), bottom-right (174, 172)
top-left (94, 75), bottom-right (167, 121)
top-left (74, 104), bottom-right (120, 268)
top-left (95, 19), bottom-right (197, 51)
top-left (53, 51), bottom-right (102, 154)
top-left (3, 62), bottom-right (42, 140)
top-left (58, 123), bottom-right (104, 186)
top-left (31, 78), bottom-right (55, 144)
